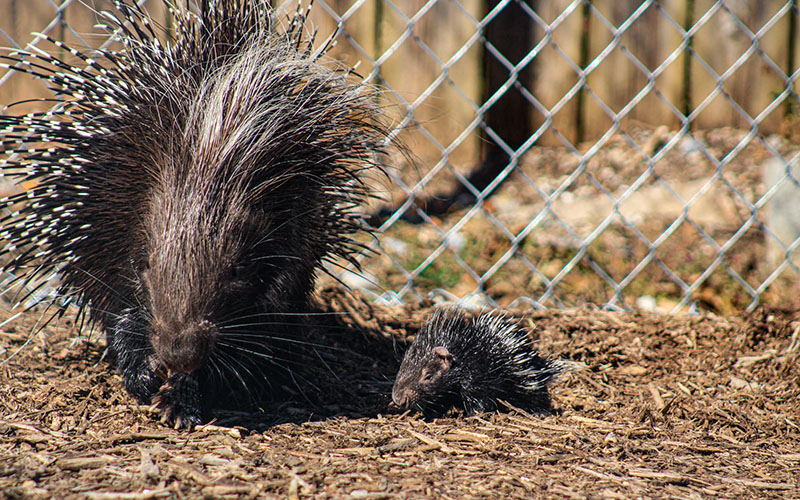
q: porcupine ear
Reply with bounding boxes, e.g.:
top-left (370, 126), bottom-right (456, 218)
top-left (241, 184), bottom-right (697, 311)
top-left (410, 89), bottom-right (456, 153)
top-left (432, 346), bottom-right (453, 371)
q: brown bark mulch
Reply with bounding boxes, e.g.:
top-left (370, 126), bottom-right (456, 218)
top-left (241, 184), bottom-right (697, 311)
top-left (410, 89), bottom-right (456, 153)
top-left (0, 287), bottom-right (798, 499)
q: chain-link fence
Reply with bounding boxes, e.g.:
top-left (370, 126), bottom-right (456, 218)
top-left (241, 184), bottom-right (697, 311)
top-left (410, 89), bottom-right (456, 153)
top-left (2, 0), bottom-right (799, 314)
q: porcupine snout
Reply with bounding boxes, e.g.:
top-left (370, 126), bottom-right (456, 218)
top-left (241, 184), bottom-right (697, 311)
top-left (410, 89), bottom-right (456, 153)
top-left (392, 384), bottom-right (411, 408)
top-left (151, 318), bottom-right (217, 375)
top-left (392, 370), bottom-right (422, 409)
top-left (142, 246), bottom-right (223, 376)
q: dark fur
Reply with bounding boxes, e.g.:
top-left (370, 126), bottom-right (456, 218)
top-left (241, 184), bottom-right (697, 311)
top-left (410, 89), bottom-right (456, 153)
top-left (0, 0), bottom-right (388, 427)
top-left (392, 308), bottom-right (563, 419)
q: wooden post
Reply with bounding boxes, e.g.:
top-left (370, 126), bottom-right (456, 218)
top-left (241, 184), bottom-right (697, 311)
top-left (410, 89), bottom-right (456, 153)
top-left (787, 0), bottom-right (797, 117)
top-left (682, 0), bottom-right (695, 127)
top-left (369, 0), bottom-right (540, 224)
top-left (576, 0), bottom-right (591, 145)
top-left (476, 0), bottom-right (537, 190)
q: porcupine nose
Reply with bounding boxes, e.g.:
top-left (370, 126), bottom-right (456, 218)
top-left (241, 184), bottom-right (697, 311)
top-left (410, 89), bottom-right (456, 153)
top-left (151, 319), bottom-right (216, 374)
top-left (392, 385), bottom-right (413, 408)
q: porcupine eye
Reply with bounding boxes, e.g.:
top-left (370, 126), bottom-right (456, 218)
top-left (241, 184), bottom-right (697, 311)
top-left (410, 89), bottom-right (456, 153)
top-left (231, 259), bottom-right (265, 286)
top-left (420, 365), bottom-right (445, 387)
top-left (230, 264), bottom-right (247, 282)
top-left (224, 261), bottom-right (265, 311)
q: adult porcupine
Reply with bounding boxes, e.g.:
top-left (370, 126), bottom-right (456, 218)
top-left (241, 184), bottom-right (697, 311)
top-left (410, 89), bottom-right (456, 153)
top-left (0, 0), bottom-right (389, 428)
top-left (392, 308), bottom-right (564, 419)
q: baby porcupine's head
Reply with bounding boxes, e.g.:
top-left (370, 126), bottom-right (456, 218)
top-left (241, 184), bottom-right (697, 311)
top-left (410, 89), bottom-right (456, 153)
top-left (392, 308), bottom-right (564, 418)
top-left (0, 0), bottom-right (389, 379)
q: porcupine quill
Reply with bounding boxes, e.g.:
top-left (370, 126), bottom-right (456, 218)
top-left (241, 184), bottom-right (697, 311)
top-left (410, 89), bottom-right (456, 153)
top-left (0, 0), bottom-right (390, 428)
top-left (392, 307), bottom-right (565, 419)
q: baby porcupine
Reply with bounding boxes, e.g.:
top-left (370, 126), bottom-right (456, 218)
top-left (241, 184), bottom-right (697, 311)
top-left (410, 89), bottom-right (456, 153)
top-left (0, 0), bottom-right (390, 428)
top-left (392, 308), bottom-right (564, 419)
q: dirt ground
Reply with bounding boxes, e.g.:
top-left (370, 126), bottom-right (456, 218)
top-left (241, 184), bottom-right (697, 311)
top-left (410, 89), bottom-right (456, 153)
top-left (364, 126), bottom-right (800, 313)
top-left (0, 287), bottom-right (797, 500)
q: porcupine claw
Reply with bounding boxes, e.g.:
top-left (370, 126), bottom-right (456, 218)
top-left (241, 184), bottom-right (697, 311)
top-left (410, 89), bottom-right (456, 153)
top-left (150, 372), bottom-right (202, 429)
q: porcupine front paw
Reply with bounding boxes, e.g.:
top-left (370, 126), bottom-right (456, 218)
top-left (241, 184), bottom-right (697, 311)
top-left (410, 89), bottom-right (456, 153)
top-left (110, 312), bottom-right (163, 404)
top-left (151, 372), bottom-right (203, 429)
top-left (112, 343), bottom-right (163, 404)
top-left (120, 361), bottom-right (163, 404)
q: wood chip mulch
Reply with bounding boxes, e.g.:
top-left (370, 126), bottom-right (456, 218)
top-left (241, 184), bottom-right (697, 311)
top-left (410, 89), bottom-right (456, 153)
top-left (0, 288), bottom-right (798, 499)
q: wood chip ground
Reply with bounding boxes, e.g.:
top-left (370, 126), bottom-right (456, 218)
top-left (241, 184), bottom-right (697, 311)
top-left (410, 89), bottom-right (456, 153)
top-left (0, 288), bottom-right (798, 499)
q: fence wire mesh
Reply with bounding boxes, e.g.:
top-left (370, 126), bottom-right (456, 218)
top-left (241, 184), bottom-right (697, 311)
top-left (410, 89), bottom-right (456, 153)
top-left (1, 0), bottom-right (799, 314)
